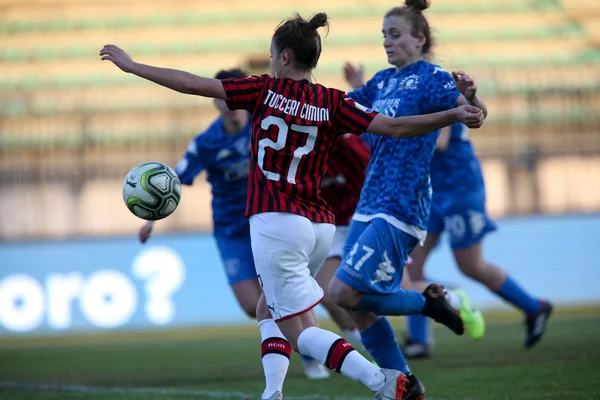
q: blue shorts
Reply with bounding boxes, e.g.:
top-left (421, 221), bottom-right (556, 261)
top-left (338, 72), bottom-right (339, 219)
top-left (214, 230), bottom-right (257, 285)
top-left (335, 218), bottom-right (419, 294)
top-left (427, 188), bottom-right (497, 249)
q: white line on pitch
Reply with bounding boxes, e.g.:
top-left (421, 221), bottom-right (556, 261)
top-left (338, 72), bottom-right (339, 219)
top-left (0, 381), bottom-right (364, 400)
top-left (0, 381), bottom-right (456, 400)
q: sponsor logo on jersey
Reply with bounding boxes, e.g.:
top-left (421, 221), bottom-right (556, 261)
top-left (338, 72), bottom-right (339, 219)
top-left (398, 74), bottom-right (419, 90)
top-left (384, 78), bottom-right (398, 95)
top-left (444, 80), bottom-right (456, 90)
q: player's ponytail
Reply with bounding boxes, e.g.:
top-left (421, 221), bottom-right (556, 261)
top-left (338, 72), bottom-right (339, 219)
top-left (385, 1), bottom-right (433, 57)
top-left (273, 12), bottom-right (330, 71)
top-left (308, 13), bottom-right (329, 31)
top-left (405, 0), bottom-right (430, 12)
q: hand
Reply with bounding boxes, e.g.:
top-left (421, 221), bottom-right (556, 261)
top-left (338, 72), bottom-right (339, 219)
top-left (454, 105), bottom-right (484, 129)
top-left (138, 221), bottom-right (155, 244)
top-left (343, 62), bottom-right (365, 90)
top-left (100, 44), bottom-right (135, 73)
top-left (452, 70), bottom-right (477, 101)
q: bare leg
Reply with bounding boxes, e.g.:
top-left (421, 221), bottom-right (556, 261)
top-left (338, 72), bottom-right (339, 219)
top-left (453, 241), bottom-right (506, 289)
top-left (230, 278), bottom-right (262, 318)
top-left (316, 257), bottom-right (358, 331)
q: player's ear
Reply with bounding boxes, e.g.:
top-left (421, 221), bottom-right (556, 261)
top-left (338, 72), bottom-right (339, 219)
top-left (281, 49), bottom-right (292, 67)
top-left (416, 34), bottom-right (426, 49)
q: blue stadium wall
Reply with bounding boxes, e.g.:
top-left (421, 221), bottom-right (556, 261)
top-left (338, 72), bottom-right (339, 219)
top-left (1, 215), bottom-right (599, 336)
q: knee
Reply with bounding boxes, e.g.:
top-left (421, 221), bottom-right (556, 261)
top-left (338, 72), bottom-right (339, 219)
top-left (328, 277), bottom-right (361, 309)
top-left (407, 263), bottom-right (426, 281)
top-left (319, 297), bottom-right (337, 312)
top-left (243, 305), bottom-right (257, 319)
top-left (457, 259), bottom-right (485, 279)
top-left (327, 277), bottom-right (345, 305)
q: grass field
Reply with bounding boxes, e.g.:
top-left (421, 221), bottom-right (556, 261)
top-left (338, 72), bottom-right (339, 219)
top-left (1, 305), bottom-right (599, 400)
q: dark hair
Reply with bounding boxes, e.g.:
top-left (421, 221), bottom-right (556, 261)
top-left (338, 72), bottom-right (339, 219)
top-left (214, 68), bottom-right (247, 80)
top-left (272, 12), bottom-right (330, 71)
top-left (385, 0), bottom-right (433, 56)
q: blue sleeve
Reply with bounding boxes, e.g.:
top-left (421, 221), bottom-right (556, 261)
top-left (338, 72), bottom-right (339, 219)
top-left (347, 74), bottom-right (379, 108)
top-left (174, 134), bottom-right (214, 185)
top-left (421, 66), bottom-right (461, 113)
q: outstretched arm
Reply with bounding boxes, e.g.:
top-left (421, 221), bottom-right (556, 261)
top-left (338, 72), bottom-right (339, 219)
top-left (367, 105), bottom-right (484, 139)
top-left (99, 45), bottom-right (227, 99)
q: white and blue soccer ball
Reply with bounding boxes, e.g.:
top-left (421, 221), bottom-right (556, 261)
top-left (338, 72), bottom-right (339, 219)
top-left (122, 161), bottom-right (182, 221)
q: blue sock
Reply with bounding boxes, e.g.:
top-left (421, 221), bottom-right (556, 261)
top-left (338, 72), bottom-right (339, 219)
top-left (493, 276), bottom-right (541, 315)
top-left (356, 289), bottom-right (426, 315)
top-left (407, 314), bottom-right (429, 345)
top-left (361, 317), bottom-right (409, 373)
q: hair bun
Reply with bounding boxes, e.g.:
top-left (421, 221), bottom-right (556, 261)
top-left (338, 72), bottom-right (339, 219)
top-left (309, 12), bottom-right (329, 30)
top-left (404, 0), bottom-right (430, 12)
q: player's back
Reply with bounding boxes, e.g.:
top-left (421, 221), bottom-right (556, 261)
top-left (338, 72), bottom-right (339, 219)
top-left (430, 122), bottom-right (484, 197)
top-left (223, 74), bottom-right (376, 224)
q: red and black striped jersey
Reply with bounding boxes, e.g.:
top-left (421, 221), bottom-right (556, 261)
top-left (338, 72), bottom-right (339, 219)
top-left (321, 134), bottom-right (370, 226)
top-left (222, 74), bottom-right (377, 224)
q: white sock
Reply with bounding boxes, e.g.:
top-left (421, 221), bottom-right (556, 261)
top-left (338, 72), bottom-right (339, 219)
top-left (297, 326), bottom-right (385, 392)
top-left (259, 319), bottom-right (291, 399)
top-left (343, 328), bottom-right (365, 350)
top-left (446, 289), bottom-right (463, 310)
top-left (343, 328), bottom-right (362, 344)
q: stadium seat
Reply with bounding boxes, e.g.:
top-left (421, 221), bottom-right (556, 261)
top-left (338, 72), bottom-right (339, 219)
top-left (0, 0), bottom-right (598, 157)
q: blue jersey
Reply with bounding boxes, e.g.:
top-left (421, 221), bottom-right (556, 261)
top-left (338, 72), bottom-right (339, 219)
top-left (175, 116), bottom-right (252, 237)
top-left (427, 122), bottom-right (496, 249)
top-left (348, 61), bottom-right (460, 238)
top-left (429, 122), bottom-right (485, 197)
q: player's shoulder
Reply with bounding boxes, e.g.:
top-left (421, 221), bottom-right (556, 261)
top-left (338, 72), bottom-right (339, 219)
top-left (373, 67), bottom-right (396, 79)
top-left (318, 83), bottom-right (351, 110)
top-left (318, 80), bottom-right (344, 94)
top-left (233, 73), bottom-right (269, 82)
top-left (226, 73), bottom-right (270, 89)
top-left (253, 74), bottom-right (271, 83)
top-left (366, 67), bottom-right (396, 87)
top-left (423, 62), bottom-right (452, 78)
top-left (418, 62), bottom-right (457, 93)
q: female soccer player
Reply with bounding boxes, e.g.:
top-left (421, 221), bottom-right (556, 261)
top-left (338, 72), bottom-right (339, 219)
top-left (100, 11), bottom-right (483, 399)
top-left (328, 1), bottom-right (491, 397)
top-left (344, 66), bottom-right (488, 358)
top-left (136, 68), bottom-right (338, 381)
top-left (345, 62), bottom-right (551, 361)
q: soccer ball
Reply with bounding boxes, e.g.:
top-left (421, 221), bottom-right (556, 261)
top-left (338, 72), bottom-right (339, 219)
top-left (122, 161), bottom-right (182, 221)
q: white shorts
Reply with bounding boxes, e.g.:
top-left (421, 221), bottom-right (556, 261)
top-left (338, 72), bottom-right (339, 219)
top-left (327, 225), bottom-right (349, 259)
top-left (249, 212), bottom-right (335, 322)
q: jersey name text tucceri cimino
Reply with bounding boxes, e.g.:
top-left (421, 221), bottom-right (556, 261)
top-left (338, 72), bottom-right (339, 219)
top-left (264, 90), bottom-right (329, 122)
